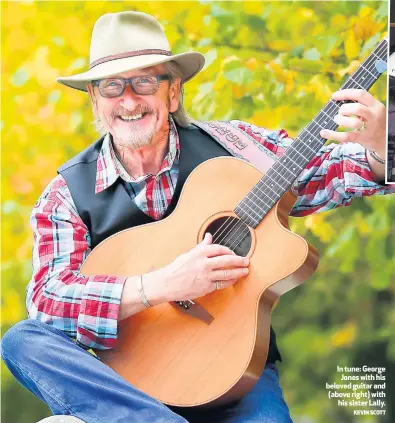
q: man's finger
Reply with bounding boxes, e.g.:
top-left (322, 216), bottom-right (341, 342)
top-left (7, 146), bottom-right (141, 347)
top-left (211, 267), bottom-right (249, 281)
top-left (208, 279), bottom-right (238, 293)
top-left (332, 89), bottom-right (376, 107)
top-left (320, 129), bottom-right (360, 143)
top-left (337, 103), bottom-right (370, 119)
top-left (209, 254), bottom-right (249, 269)
top-left (204, 243), bottom-right (235, 257)
top-left (333, 115), bottom-right (364, 131)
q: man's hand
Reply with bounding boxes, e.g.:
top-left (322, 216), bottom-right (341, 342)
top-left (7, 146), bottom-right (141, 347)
top-left (149, 233), bottom-right (249, 303)
top-left (320, 89), bottom-right (386, 181)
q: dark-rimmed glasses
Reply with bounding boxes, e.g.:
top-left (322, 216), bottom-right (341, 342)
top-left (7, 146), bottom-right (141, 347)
top-left (92, 74), bottom-right (170, 98)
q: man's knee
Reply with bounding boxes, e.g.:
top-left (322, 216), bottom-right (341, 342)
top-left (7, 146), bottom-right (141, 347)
top-left (1, 319), bottom-right (50, 364)
top-left (37, 417), bottom-right (86, 423)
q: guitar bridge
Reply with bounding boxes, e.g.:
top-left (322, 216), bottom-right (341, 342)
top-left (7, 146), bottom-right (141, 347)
top-left (171, 300), bottom-right (214, 325)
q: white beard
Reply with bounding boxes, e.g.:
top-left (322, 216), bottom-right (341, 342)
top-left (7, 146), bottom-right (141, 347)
top-left (115, 125), bottom-right (156, 149)
top-left (92, 115), bottom-right (156, 149)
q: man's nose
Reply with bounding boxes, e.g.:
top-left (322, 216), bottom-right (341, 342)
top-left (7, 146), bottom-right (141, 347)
top-left (120, 82), bottom-right (141, 107)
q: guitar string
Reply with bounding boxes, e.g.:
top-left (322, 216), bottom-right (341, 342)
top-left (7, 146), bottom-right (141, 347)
top-left (209, 41), bottom-right (387, 253)
top-left (224, 41), bottom-right (388, 252)
top-left (214, 42), bottom-right (386, 253)
top-left (213, 41), bottom-right (388, 250)
top-left (223, 41), bottom-right (388, 252)
top-left (213, 40), bottom-right (388, 247)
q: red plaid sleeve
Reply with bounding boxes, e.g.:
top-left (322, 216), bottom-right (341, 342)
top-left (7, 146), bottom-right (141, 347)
top-left (231, 120), bottom-right (394, 216)
top-left (27, 175), bottom-right (127, 350)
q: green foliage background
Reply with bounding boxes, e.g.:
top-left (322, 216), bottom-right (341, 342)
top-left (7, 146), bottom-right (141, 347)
top-left (1, 1), bottom-right (394, 422)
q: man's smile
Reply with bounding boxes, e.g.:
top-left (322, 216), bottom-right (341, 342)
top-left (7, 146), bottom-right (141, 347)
top-left (119, 113), bottom-right (143, 121)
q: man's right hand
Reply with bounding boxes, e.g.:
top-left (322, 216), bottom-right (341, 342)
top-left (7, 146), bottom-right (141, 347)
top-left (120, 233), bottom-right (250, 320)
top-left (148, 233), bottom-right (249, 303)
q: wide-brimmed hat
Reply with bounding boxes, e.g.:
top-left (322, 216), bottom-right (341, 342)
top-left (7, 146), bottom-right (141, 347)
top-left (57, 11), bottom-right (205, 92)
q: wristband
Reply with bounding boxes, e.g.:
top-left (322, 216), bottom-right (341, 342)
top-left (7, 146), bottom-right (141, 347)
top-left (137, 275), bottom-right (152, 308)
top-left (369, 150), bottom-right (386, 165)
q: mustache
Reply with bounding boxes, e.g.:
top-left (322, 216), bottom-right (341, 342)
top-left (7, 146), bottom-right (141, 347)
top-left (113, 105), bottom-right (153, 118)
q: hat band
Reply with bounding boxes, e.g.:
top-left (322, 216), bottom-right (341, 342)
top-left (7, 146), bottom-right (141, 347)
top-left (90, 49), bottom-right (172, 69)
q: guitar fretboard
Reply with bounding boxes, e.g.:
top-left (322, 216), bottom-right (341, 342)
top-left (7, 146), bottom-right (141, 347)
top-left (235, 38), bottom-right (388, 228)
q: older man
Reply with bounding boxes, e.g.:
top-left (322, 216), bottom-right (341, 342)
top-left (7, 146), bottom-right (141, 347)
top-left (1, 11), bottom-right (393, 423)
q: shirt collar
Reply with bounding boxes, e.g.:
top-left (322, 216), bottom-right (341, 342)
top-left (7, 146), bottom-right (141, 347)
top-left (95, 115), bottom-right (180, 194)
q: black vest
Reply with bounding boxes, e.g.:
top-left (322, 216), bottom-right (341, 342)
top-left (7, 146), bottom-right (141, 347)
top-left (58, 124), bottom-right (281, 363)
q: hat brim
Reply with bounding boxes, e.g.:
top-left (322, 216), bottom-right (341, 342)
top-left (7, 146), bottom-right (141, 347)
top-left (56, 51), bottom-right (205, 91)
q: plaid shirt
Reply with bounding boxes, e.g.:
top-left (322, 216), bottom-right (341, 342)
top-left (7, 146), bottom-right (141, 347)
top-left (96, 116), bottom-right (180, 219)
top-left (27, 120), bottom-right (394, 350)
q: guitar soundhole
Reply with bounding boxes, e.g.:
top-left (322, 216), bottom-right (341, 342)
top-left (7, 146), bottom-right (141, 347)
top-left (205, 216), bottom-right (252, 257)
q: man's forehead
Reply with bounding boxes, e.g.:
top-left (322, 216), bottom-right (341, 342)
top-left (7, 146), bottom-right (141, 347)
top-left (108, 64), bottom-right (166, 79)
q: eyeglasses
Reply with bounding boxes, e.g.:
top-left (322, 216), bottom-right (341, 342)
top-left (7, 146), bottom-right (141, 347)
top-left (92, 74), bottom-right (170, 98)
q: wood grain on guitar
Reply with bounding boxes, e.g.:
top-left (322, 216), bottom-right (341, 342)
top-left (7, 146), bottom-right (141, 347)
top-left (81, 38), bottom-right (388, 408)
top-left (81, 157), bottom-right (318, 408)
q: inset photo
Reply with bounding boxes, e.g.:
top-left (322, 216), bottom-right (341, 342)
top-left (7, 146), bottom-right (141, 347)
top-left (388, 11), bottom-right (395, 182)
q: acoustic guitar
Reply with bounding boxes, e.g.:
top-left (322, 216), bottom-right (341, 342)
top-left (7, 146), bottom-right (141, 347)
top-left (81, 39), bottom-right (388, 408)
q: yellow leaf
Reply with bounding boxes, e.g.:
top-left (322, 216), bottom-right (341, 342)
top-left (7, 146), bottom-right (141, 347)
top-left (304, 213), bottom-right (335, 243)
top-left (267, 40), bottom-right (292, 52)
top-left (246, 58), bottom-right (258, 71)
top-left (344, 31), bottom-right (361, 61)
top-left (337, 60), bottom-right (360, 78)
top-left (24, 47), bottom-right (59, 89)
top-left (251, 106), bottom-right (294, 129)
top-left (268, 62), bottom-right (287, 84)
top-left (243, 2), bottom-right (264, 15)
top-left (331, 14), bottom-right (347, 29)
top-left (1, 291), bottom-right (25, 326)
top-left (232, 85), bottom-right (246, 99)
top-left (331, 322), bottom-right (357, 348)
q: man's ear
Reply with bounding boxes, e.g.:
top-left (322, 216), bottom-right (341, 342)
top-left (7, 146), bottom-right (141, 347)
top-left (169, 78), bottom-right (181, 113)
top-left (87, 83), bottom-right (98, 111)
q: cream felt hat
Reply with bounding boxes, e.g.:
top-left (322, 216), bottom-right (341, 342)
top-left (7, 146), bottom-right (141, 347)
top-left (57, 11), bottom-right (205, 91)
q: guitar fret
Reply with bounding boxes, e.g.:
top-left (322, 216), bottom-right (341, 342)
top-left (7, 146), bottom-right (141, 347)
top-left (360, 64), bottom-right (377, 79)
top-left (372, 52), bottom-right (381, 60)
top-left (298, 138), bottom-right (317, 154)
top-left (264, 173), bottom-right (287, 191)
top-left (234, 38), bottom-right (387, 228)
top-left (303, 127), bottom-right (321, 141)
top-left (247, 184), bottom-right (277, 208)
top-left (278, 154), bottom-right (302, 171)
top-left (329, 99), bottom-right (341, 108)
top-left (266, 165), bottom-right (291, 185)
top-left (348, 76), bottom-right (365, 89)
top-left (255, 176), bottom-right (284, 199)
top-left (288, 147), bottom-right (308, 162)
top-left (257, 182), bottom-right (280, 203)
top-left (246, 188), bottom-right (275, 209)
top-left (271, 165), bottom-right (297, 179)
top-left (313, 115), bottom-right (329, 128)
top-left (291, 142), bottom-right (317, 163)
top-left (235, 206), bottom-right (259, 228)
top-left (240, 198), bottom-right (263, 222)
top-left (243, 200), bottom-right (271, 221)
top-left (320, 109), bottom-right (334, 121)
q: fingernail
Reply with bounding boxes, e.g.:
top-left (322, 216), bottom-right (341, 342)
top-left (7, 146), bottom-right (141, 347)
top-left (244, 258), bottom-right (249, 265)
top-left (244, 268), bottom-right (249, 274)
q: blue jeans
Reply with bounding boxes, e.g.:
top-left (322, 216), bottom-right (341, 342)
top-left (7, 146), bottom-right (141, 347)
top-left (1, 320), bottom-right (293, 423)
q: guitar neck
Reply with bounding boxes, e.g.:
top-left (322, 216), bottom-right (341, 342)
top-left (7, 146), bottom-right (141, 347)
top-left (235, 38), bottom-right (388, 228)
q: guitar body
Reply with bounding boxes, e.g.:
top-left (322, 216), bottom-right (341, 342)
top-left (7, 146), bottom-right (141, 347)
top-left (81, 156), bottom-right (319, 408)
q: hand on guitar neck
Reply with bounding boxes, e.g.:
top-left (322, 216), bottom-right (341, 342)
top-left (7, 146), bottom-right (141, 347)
top-left (118, 233), bottom-right (249, 321)
top-left (320, 89), bottom-right (386, 181)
